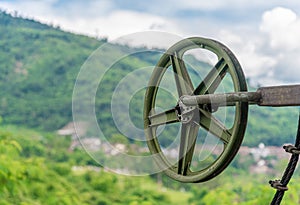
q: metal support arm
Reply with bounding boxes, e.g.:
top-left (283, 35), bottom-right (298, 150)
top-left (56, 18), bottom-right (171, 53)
top-left (182, 84), bottom-right (300, 107)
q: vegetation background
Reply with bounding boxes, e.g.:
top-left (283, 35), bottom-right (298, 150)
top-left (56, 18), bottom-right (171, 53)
top-left (0, 11), bottom-right (300, 204)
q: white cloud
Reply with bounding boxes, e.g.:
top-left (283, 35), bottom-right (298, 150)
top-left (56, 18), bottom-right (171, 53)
top-left (0, 1), bottom-right (180, 40)
top-left (258, 7), bottom-right (300, 84)
top-left (260, 7), bottom-right (300, 51)
top-left (1, 1), bottom-right (300, 84)
top-left (73, 10), bottom-right (179, 40)
top-left (1, 0), bottom-right (57, 19)
top-left (209, 7), bottom-right (300, 85)
top-left (157, 0), bottom-right (300, 12)
top-left (216, 30), bottom-right (277, 81)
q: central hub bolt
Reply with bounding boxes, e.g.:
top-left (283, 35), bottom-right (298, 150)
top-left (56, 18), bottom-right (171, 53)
top-left (176, 96), bottom-right (198, 123)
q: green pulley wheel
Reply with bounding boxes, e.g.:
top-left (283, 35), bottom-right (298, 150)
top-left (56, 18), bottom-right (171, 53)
top-left (144, 37), bottom-right (248, 183)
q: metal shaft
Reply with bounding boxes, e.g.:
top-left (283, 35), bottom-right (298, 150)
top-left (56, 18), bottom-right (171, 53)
top-left (181, 84), bottom-right (300, 107)
top-left (181, 92), bottom-right (260, 106)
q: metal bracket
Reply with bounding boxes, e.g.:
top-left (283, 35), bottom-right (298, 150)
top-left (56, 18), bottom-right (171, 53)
top-left (269, 180), bottom-right (288, 191)
top-left (283, 144), bottom-right (300, 155)
top-left (176, 98), bottom-right (198, 124)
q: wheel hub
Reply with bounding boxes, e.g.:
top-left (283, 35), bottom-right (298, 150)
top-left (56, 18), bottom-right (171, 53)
top-left (176, 96), bottom-right (198, 124)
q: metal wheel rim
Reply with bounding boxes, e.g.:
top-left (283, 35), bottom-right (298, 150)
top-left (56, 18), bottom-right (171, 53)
top-left (144, 37), bottom-right (248, 183)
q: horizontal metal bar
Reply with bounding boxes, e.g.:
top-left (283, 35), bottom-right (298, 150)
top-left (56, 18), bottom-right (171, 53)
top-left (258, 84), bottom-right (300, 107)
top-left (181, 92), bottom-right (261, 106)
top-left (181, 84), bottom-right (300, 107)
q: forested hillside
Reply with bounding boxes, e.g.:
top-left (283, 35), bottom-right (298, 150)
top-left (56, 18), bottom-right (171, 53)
top-left (1, 10), bottom-right (300, 205)
top-left (0, 10), bottom-right (299, 147)
top-left (0, 11), bottom-right (103, 130)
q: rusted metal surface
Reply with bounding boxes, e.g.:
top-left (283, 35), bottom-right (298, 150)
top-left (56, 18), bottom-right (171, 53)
top-left (181, 92), bottom-right (261, 106)
top-left (258, 84), bottom-right (300, 107)
top-left (181, 84), bottom-right (300, 107)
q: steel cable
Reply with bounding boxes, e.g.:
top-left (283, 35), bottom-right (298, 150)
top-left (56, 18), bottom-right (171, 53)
top-left (270, 113), bottom-right (300, 205)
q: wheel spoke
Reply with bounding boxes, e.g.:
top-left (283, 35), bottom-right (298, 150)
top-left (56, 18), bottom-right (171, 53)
top-left (199, 109), bottom-right (231, 144)
top-left (193, 58), bottom-right (228, 95)
top-left (178, 122), bottom-right (199, 175)
top-left (170, 52), bottom-right (194, 97)
top-left (148, 108), bottom-right (179, 127)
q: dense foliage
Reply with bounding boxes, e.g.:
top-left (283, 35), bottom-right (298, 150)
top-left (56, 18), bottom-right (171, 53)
top-left (1, 125), bottom-right (300, 204)
top-left (0, 126), bottom-right (175, 205)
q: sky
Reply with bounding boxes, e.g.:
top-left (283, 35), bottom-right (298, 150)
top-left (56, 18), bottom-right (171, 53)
top-left (1, 0), bottom-right (300, 85)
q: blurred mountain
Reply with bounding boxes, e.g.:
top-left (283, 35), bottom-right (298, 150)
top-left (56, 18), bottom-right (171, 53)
top-left (0, 10), bottom-right (299, 146)
top-left (0, 10), bottom-right (103, 130)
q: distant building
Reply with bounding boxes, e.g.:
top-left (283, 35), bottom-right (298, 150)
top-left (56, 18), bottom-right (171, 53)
top-left (70, 137), bottom-right (101, 152)
top-left (57, 121), bottom-right (101, 151)
top-left (57, 121), bottom-right (88, 139)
